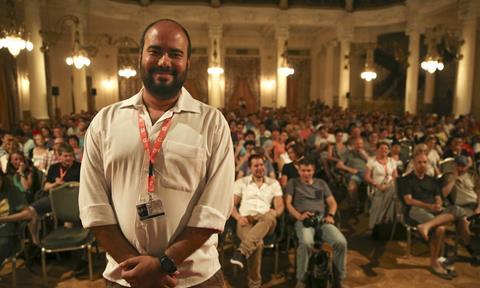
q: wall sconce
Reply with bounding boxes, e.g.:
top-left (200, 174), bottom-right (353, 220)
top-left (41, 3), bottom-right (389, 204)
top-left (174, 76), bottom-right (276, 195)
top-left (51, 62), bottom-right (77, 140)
top-left (262, 79), bottom-right (276, 90)
top-left (102, 78), bottom-right (115, 90)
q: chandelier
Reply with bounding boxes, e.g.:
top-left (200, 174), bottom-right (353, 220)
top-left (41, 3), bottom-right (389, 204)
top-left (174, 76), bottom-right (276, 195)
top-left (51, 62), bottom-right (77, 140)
top-left (278, 40), bottom-right (294, 76)
top-left (421, 55), bottom-right (444, 74)
top-left (421, 28), bottom-right (444, 74)
top-left (0, 0), bottom-right (33, 57)
top-left (207, 39), bottom-right (224, 75)
top-left (118, 66), bottom-right (137, 78)
top-left (360, 45), bottom-right (377, 82)
top-left (66, 30), bottom-right (91, 69)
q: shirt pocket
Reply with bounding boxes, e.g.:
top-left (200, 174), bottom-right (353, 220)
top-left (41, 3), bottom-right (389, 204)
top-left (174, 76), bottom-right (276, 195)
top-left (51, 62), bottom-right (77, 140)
top-left (160, 140), bottom-right (206, 192)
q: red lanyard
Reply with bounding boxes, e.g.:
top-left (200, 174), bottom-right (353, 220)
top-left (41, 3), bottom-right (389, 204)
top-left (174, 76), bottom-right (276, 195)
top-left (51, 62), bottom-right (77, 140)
top-left (59, 167), bottom-right (67, 180)
top-left (138, 112), bottom-right (173, 193)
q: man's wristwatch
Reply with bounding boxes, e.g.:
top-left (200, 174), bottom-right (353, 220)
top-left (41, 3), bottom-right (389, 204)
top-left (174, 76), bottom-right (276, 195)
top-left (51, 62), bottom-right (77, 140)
top-left (159, 255), bottom-right (177, 274)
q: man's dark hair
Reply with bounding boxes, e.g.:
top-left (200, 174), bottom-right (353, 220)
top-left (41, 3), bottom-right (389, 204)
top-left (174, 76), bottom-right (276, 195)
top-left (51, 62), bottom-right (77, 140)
top-left (58, 144), bottom-right (74, 155)
top-left (298, 158), bottom-right (315, 168)
top-left (139, 19), bottom-right (192, 59)
top-left (248, 154), bottom-right (264, 167)
top-left (245, 130), bottom-right (256, 138)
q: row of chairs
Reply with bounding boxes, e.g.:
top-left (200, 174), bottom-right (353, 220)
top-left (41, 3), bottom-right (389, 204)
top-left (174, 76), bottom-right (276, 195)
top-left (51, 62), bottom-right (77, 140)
top-left (4, 182), bottom-right (95, 287)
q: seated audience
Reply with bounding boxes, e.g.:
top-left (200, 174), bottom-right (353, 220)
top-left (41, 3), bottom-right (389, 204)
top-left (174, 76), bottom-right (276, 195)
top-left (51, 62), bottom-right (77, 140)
top-left (230, 155), bottom-right (284, 288)
top-left (365, 142), bottom-right (398, 229)
top-left (336, 137), bottom-right (369, 211)
top-left (285, 159), bottom-right (347, 288)
top-left (401, 154), bottom-right (471, 279)
top-left (0, 144), bottom-right (80, 244)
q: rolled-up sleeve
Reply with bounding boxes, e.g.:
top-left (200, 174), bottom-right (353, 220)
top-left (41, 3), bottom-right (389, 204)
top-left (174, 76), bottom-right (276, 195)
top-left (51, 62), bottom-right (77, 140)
top-left (79, 117), bottom-right (117, 228)
top-left (187, 112), bottom-right (235, 232)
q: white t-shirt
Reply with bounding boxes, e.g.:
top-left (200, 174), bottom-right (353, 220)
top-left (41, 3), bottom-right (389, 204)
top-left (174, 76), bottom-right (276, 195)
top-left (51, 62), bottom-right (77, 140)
top-left (367, 157), bottom-right (397, 185)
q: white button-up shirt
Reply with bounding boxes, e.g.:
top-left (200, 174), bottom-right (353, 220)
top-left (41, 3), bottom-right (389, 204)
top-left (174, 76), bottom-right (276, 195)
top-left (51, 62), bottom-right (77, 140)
top-left (79, 88), bottom-right (234, 287)
top-left (233, 175), bottom-right (283, 216)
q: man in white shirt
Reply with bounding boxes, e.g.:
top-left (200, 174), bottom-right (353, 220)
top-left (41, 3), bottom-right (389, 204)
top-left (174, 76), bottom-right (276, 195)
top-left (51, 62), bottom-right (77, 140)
top-left (79, 19), bottom-right (234, 288)
top-left (230, 154), bottom-right (284, 288)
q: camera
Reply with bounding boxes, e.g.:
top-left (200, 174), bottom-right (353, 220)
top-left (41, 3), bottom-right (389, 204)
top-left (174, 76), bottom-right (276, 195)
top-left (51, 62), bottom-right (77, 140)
top-left (303, 212), bottom-right (323, 228)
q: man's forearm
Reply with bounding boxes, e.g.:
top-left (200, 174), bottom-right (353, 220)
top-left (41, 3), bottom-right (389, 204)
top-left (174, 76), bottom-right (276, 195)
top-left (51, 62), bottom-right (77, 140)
top-left (165, 227), bottom-right (217, 267)
top-left (91, 224), bottom-right (139, 264)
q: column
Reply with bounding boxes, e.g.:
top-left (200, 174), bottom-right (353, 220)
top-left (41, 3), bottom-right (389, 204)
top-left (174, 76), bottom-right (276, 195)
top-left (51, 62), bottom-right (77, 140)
top-left (364, 81), bottom-right (373, 101)
top-left (323, 43), bottom-right (335, 107)
top-left (24, 0), bottom-right (49, 120)
top-left (275, 24), bottom-right (289, 108)
top-left (338, 39), bottom-right (351, 109)
top-left (337, 21), bottom-right (353, 109)
top-left (208, 22), bottom-right (224, 108)
top-left (72, 16), bottom-right (88, 113)
top-left (424, 73), bottom-right (435, 104)
top-left (454, 0), bottom-right (478, 115)
top-left (404, 23), bottom-right (420, 114)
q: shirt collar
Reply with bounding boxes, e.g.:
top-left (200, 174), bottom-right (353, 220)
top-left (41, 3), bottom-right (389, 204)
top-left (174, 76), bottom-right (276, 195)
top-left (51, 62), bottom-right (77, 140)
top-left (248, 175), bottom-right (272, 185)
top-left (119, 87), bottom-right (201, 114)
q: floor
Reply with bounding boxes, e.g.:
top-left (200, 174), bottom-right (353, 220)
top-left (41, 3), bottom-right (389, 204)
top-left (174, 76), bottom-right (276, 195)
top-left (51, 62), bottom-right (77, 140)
top-left (1, 212), bottom-right (479, 288)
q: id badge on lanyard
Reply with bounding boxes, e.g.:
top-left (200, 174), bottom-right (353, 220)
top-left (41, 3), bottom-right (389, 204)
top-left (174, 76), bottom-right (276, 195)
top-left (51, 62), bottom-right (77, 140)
top-left (135, 112), bottom-right (173, 221)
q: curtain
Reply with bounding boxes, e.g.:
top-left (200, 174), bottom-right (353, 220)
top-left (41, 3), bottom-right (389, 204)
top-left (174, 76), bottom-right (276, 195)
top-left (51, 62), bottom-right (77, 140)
top-left (0, 50), bottom-right (19, 130)
top-left (225, 57), bottom-right (260, 112)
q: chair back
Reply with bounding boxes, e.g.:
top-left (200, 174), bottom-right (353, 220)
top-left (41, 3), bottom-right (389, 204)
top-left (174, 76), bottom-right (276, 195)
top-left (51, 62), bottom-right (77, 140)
top-left (49, 182), bottom-right (80, 223)
top-left (395, 176), bottom-right (410, 225)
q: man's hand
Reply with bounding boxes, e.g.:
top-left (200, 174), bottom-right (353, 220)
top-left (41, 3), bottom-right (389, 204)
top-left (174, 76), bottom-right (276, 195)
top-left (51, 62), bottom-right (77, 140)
top-left (55, 177), bottom-right (64, 185)
top-left (299, 211), bottom-right (315, 221)
top-left (323, 215), bottom-right (335, 224)
top-left (237, 216), bottom-right (249, 226)
top-left (430, 204), bottom-right (443, 213)
top-left (474, 206), bottom-right (480, 215)
top-left (120, 255), bottom-right (177, 288)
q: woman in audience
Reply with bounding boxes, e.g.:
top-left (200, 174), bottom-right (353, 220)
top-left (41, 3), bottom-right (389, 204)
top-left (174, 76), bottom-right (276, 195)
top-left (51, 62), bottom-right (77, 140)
top-left (425, 135), bottom-right (441, 176)
top-left (390, 139), bottom-right (405, 175)
top-left (0, 170), bottom-right (27, 266)
top-left (443, 136), bottom-right (473, 169)
top-left (31, 133), bottom-right (49, 173)
top-left (327, 129), bottom-right (348, 163)
top-left (279, 143), bottom-right (304, 187)
top-left (67, 135), bottom-right (83, 162)
top-left (365, 141), bottom-right (398, 229)
top-left (6, 152), bottom-right (34, 201)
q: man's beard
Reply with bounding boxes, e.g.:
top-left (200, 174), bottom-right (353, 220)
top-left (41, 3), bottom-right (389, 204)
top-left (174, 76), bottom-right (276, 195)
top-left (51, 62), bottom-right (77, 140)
top-left (140, 63), bottom-right (188, 100)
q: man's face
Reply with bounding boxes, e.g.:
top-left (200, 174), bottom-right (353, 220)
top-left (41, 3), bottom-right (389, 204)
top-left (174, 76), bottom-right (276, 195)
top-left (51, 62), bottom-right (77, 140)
top-left (53, 128), bottom-right (63, 139)
top-left (53, 138), bottom-right (64, 151)
top-left (299, 164), bottom-right (315, 182)
top-left (60, 152), bottom-right (75, 168)
top-left (250, 158), bottom-right (265, 178)
top-left (140, 21), bottom-right (190, 100)
top-left (413, 154), bottom-right (428, 175)
top-left (456, 164), bottom-right (468, 174)
top-left (354, 138), bottom-right (364, 150)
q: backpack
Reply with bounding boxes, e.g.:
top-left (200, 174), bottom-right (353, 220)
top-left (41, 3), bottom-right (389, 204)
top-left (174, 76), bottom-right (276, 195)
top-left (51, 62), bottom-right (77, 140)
top-left (305, 242), bottom-right (333, 288)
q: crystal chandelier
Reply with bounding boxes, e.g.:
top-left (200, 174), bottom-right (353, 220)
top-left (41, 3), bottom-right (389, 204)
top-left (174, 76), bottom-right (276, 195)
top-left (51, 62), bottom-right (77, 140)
top-left (118, 66), bottom-right (137, 78)
top-left (360, 45), bottom-right (377, 82)
top-left (421, 55), bottom-right (444, 74)
top-left (0, 0), bottom-right (33, 57)
top-left (207, 39), bottom-right (224, 75)
top-left (421, 29), bottom-right (444, 74)
top-left (66, 30), bottom-right (91, 69)
top-left (278, 40), bottom-right (294, 76)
